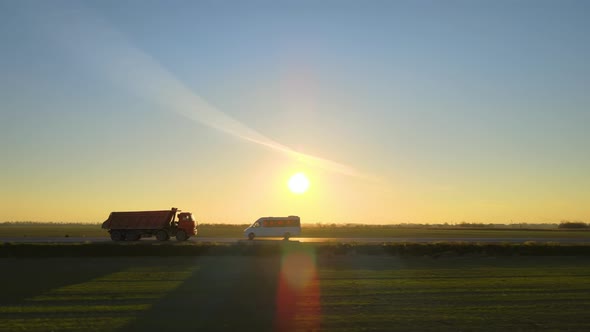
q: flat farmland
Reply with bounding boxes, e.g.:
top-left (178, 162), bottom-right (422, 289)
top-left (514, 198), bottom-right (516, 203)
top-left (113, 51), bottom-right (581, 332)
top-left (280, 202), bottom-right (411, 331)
top-left (1, 251), bottom-right (590, 331)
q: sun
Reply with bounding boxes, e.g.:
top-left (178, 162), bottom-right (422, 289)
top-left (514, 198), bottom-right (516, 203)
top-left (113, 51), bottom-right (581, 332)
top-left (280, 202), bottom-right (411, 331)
top-left (288, 172), bottom-right (310, 194)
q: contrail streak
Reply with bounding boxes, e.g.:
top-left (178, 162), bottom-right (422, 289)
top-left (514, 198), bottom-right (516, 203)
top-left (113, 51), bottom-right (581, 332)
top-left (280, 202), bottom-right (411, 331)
top-left (42, 7), bottom-right (373, 180)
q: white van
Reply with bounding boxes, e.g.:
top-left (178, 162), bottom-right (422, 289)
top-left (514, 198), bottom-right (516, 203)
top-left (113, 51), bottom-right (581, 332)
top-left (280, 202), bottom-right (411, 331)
top-left (244, 216), bottom-right (301, 240)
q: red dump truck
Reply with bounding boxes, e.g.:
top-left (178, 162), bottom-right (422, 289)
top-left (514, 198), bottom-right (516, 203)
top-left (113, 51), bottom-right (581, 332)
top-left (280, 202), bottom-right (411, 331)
top-left (101, 207), bottom-right (197, 242)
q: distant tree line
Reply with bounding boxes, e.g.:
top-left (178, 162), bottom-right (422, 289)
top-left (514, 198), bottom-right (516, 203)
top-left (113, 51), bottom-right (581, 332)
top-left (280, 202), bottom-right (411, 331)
top-left (558, 221), bottom-right (589, 229)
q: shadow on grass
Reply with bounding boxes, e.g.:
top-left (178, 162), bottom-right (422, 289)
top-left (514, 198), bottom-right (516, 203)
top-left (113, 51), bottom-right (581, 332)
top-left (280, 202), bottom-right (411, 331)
top-left (0, 258), bottom-right (201, 331)
top-left (121, 256), bottom-right (282, 331)
top-left (0, 258), bottom-right (128, 305)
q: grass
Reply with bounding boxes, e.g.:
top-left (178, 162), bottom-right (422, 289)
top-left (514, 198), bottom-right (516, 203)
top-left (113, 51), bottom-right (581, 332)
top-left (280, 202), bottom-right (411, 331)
top-left (317, 257), bottom-right (590, 331)
top-left (2, 222), bottom-right (590, 239)
top-left (0, 259), bottom-right (195, 331)
top-left (1, 254), bottom-right (590, 331)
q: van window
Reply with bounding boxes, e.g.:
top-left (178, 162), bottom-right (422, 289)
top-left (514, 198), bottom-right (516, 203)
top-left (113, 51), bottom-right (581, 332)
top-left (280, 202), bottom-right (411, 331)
top-left (261, 219), bottom-right (300, 227)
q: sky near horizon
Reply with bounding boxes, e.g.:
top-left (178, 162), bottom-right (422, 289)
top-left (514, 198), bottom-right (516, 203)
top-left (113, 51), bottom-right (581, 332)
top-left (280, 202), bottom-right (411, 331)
top-left (1, 0), bottom-right (589, 224)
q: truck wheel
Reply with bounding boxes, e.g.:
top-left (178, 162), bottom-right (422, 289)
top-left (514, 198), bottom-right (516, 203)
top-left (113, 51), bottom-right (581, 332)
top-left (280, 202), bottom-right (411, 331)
top-left (283, 232), bottom-right (291, 240)
top-left (156, 230), bottom-right (169, 241)
top-left (248, 233), bottom-right (255, 240)
top-left (111, 230), bottom-right (124, 242)
top-left (176, 230), bottom-right (188, 241)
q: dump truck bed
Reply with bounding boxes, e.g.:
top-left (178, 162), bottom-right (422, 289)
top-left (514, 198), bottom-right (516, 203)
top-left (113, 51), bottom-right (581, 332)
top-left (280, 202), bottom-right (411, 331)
top-left (101, 210), bottom-right (176, 230)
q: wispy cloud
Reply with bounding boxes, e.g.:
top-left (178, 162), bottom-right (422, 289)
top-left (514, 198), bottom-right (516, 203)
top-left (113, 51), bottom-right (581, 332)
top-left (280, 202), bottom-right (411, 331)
top-left (42, 7), bottom-right (374, 180)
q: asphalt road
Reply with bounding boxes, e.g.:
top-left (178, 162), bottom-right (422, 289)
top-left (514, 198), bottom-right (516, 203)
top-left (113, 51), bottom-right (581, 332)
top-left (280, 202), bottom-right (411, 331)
top-left (1, 237), bottom-right (590, 244)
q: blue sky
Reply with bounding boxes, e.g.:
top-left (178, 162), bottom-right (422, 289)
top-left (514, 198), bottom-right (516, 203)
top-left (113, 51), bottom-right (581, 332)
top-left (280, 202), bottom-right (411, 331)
top-left (1, 0), bottom-right (589, 223)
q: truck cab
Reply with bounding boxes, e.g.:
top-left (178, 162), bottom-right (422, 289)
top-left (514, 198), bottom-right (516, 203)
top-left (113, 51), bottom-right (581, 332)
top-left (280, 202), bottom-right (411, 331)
top-left (176, 212), bottom-right (197, 237)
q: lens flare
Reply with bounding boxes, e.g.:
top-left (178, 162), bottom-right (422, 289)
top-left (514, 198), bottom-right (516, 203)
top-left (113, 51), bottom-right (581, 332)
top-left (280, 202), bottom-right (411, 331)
top-left (275, 248), bottom-right (320, 331)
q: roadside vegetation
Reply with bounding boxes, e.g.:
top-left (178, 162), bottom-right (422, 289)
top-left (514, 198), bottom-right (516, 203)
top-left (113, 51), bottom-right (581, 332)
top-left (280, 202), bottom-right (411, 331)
top-left (1, 222), bottom-right (589, 239)
top-left (2, 242), bottom-right (590, 258)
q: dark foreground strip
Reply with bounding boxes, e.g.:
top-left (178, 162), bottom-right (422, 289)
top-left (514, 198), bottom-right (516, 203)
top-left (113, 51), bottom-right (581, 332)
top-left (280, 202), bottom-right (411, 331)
top-left (2, 242), bottom-right (590, 257)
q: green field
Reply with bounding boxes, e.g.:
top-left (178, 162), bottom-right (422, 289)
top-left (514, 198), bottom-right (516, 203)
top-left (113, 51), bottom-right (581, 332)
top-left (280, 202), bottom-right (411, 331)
top-left (1, 250), bottom-right (590, 331)
top-left (2, 223), bottom-right (590, 239)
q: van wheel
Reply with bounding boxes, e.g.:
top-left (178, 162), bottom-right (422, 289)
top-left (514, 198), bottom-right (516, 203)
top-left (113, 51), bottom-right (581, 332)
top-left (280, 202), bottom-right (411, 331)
top-left (248, 233), bottom-right (255, 240)
top-left (176, 230), bottom-right (188, 241)
top-left (283, 232), bottom-right (291, 241)
top-left (156, 230), bottom-right (169, 241)
top-left (111, 230), bottom-right (124, 242)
